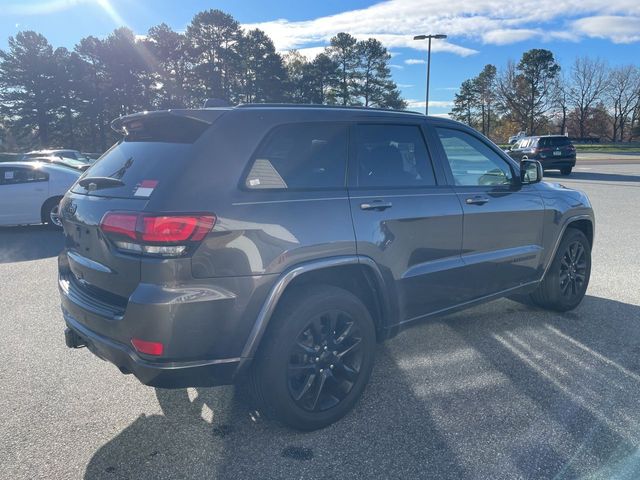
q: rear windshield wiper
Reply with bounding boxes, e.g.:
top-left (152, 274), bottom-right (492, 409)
top-left (78, 176), bottom-right (125, 189)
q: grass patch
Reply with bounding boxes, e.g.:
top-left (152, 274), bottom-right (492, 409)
top-left (574, 144), bottom-right (640, 153)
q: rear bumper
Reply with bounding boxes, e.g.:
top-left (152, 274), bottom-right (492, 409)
top-left (57, 250), bottom-right (275, 388)
top-left (539, 156), bottom-right (576, 169)
top-left (62, 308), bottom-right (240, 388)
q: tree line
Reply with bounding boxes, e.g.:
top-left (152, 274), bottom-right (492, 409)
top-left (0, 9), bottom-right (405, 152)
top-left (450, 49), bottom-right (640, 143)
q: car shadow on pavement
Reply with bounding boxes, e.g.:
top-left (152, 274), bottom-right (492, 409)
top-left (83, 295), bottom-right (640, 480)
top-left (0, 225), bottom-right (64, 263)
top-left (546, 171), bottom-right (640, 183)
top-left (83, 359), bottom-right (470, 479)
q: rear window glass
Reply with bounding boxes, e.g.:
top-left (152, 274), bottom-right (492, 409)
top-left (538, 137), bottom-right (571, 147)
top-left (245, 123), bottom-right (347, 190)
top-left (518, 138), bottom-right (532, 148)
top-left (71, 141), bottom-right (195, 198)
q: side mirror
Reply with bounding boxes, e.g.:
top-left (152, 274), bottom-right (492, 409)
top-left (521, 159), bottom-right (543, 184)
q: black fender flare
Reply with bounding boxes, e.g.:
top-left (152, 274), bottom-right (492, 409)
top-left (236, 255), bottom-right (391, 375)
top-left (541, 214), bottom-right (594, 280)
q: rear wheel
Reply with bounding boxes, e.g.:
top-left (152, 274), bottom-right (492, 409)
top-left (531, 228), bottom-right (591, 311)
top-left (560, 167), bottom-right (572, 175)
top-left (41, 197), bottom-right (63, 228)
top-left (248, 285), bottom-right (376, 431)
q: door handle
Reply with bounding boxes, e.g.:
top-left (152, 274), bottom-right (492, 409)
top-left (360, 201), bottom-right (393, 211)
top-left (465, 195), bottom-right (489, 206)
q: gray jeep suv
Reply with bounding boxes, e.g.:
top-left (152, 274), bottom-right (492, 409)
top-left (58, 104), bottom-right (594, 430)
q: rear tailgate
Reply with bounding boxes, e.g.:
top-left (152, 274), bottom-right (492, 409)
top-left (60, 110), bottom-right (221, 306)
top-left (60, 193), bottom-right (148, 302)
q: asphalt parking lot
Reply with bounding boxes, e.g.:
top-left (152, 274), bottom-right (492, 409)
top-left (1, 160), bottom-right (639, 480)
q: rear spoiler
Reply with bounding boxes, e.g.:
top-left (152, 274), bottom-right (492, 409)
top-left (111, 109), bottom-right (229, 135)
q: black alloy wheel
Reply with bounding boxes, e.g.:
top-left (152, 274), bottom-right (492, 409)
top-left (559, 240), bottom-right (587, 299)
top-left (530, 228), bottom-right (591, 312)
top-left (287, 310), bottom-right (364, 412)
top-left (248, 285), bottom-right (376, 430)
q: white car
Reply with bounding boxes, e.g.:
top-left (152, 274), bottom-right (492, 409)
top-left (0, 162), bottom-right (81, 227)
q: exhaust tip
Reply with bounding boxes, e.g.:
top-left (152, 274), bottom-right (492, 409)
top-left (64, 328), bottom-right (86, 349)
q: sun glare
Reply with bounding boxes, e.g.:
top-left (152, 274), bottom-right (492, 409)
top-left (95, 0), bottom-right (128, 27)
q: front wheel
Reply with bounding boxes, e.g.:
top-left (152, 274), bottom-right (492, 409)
top-left (531, 228), bottom-right (591, 311)
top-left (560, 167), bottom-right (572, 175)
top-left (248, 285), bottom-right (376, 430)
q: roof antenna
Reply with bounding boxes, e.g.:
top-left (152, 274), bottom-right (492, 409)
top-left (203, 98), bottom-right (230, 108)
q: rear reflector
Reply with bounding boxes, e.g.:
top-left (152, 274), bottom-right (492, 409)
top-left (131, 338), bottom-right (164, 356)
top-left (99, 212), bottom-right (215, 257)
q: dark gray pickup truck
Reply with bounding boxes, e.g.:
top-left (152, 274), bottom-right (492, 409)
top-left (58, 104), bottom-right (594, 430)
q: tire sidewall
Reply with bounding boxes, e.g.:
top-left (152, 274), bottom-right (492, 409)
top-left (545, 229), bottom-right (591, 310)
top-left (256, 286), bottom-right (376, 430)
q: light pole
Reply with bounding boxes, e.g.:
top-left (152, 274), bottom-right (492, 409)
top-left (413, 34), bottom-right (447, 116)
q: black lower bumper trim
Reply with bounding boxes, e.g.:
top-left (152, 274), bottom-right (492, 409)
top-left (63, 310), bottom-right (241, 388)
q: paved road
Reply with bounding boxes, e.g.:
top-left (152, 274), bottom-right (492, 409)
top-left (577, 152), bottom-right (640, 164)
top-left (1, 162), bottom-right (639, 480)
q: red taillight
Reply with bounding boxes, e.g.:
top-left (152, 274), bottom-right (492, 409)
top-left (131, 338), bottom-right (164, 356)
top-left (100, 212), bottom-right (138, 240)
top-left (99, 212), bottom-right (216, 256)
top-left (140, 215), bottom-right (214, 242)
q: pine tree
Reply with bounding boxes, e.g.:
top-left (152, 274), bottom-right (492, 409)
top-left (0, 31), bottom-right (57, 147)
top-left (327, 33), bottom-right (361, 106)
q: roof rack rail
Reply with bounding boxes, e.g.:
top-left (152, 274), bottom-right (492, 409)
top-left (234, 103), bottom-right (423, 116)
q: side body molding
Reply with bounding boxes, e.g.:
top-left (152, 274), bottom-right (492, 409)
top-left (236, 255), bottom-right (390, 375)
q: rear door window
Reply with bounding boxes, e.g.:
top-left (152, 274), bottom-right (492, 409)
top-left (245, 123), bottom-right (348, 190)
top-left (354, 124), bottom-right (436, 188)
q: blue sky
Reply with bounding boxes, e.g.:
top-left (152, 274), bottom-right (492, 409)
top-left (2, 0), bottom-right (640, 116)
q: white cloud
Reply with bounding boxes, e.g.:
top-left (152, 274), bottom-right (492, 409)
top-left (243, 0), bottom-right (639, 58)
top-left (572, 16), bottom-right (640, 43)
top-left (389, 64), bottom-right (404, 69)
top-left (406, 100), bottom-right (454, 109)
top-left (405, 58), bottom-right (426, 65)
top-left (482, 29), bottom-right (539, 45)
top-left (397, 83), bottom-right (415, 88)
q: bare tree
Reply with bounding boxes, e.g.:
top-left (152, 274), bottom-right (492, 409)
top-left (554, 75), bottom-right (570, 135)
top-left (567, 57), bottom-right (609, 138)
top-left (497, 61), bottom-right (529, 131)
top-left (497, 50), bottom-right (560, 135)
top-left (608, 65), bottom-right (640, 142)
